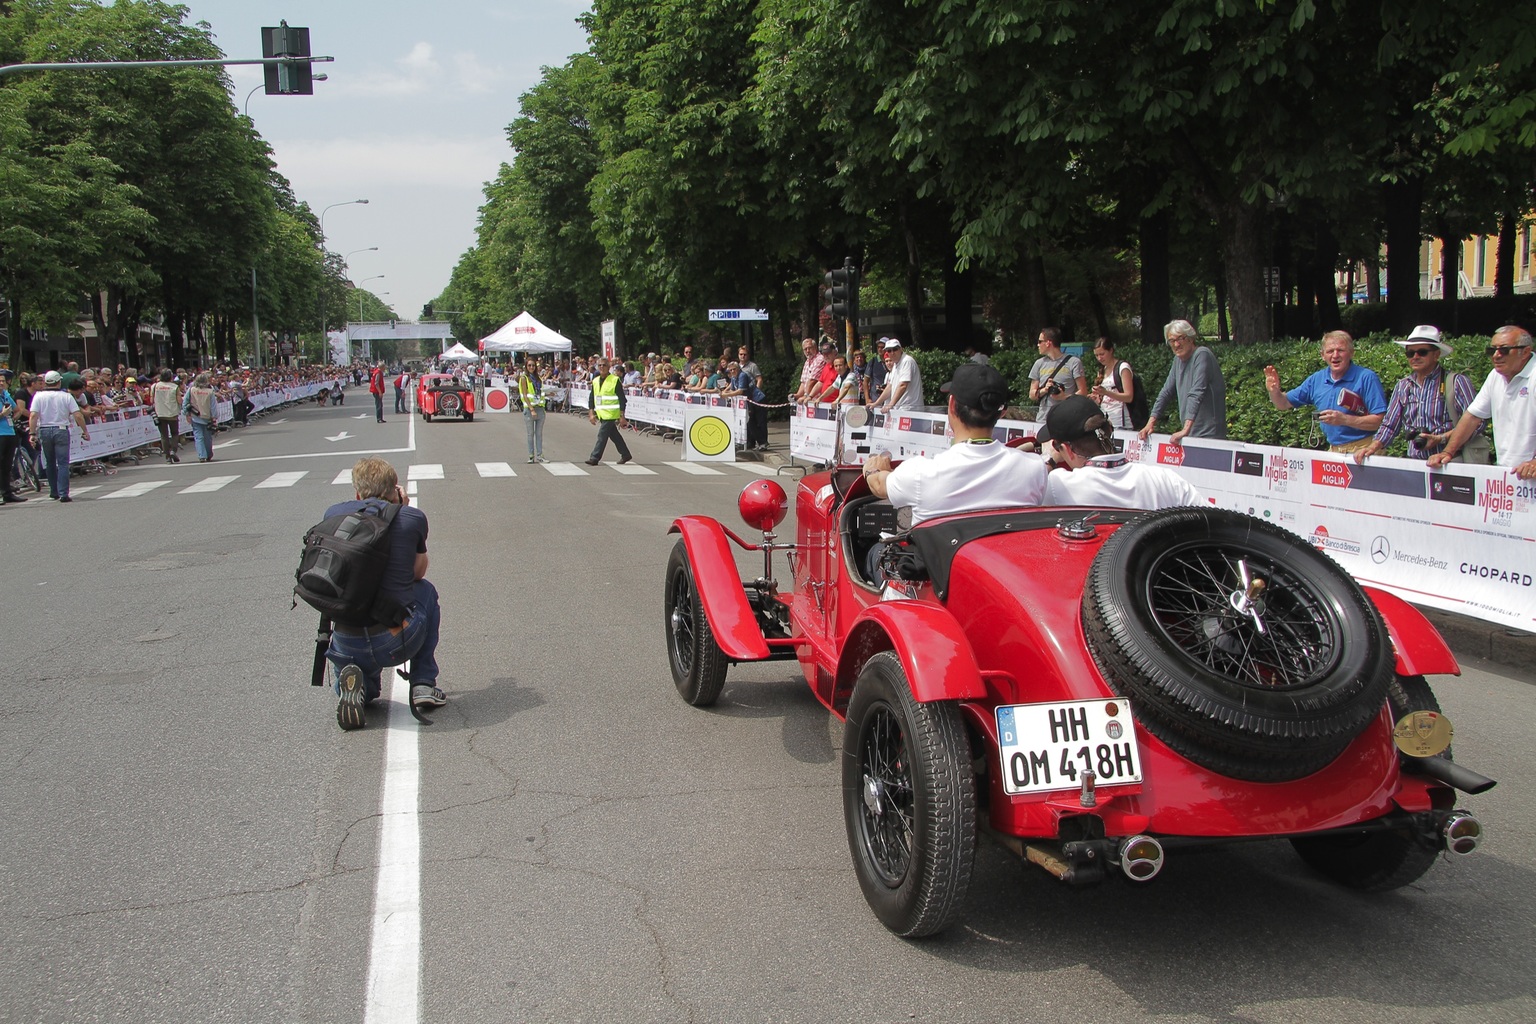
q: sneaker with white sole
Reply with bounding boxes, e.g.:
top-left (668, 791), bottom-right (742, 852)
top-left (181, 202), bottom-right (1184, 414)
top-left (337, 664), bottom-right (366, 730)
top-left (411, 684), bottom-right (447, 708)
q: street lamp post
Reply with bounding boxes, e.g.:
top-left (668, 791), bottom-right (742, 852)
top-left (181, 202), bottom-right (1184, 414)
top-left (359, 290), bottom-right (390, 321)
top-left (317, 199), bottom-right (368, 364)
top-left (245, 73), bottom-right (326, 115)
top-left (354, 277), bottom-right (385, 360)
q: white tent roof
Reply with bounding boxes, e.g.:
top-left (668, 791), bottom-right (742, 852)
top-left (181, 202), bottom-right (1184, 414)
top-left (440, 342), bottom-right (478, 360)
top-left (479, 310), bottom-right (574, 353)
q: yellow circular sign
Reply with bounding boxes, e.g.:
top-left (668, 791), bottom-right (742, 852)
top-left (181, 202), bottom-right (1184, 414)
top-left (689, 415), bottom-right (733, 457)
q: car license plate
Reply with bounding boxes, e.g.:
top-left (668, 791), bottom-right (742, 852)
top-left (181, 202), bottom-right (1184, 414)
top-left (995, 699), bottom-right (1143, 795)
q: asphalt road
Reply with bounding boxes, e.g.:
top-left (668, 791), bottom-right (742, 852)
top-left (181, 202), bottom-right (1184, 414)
top-left (1, 399), bottom-right (1532, 1024)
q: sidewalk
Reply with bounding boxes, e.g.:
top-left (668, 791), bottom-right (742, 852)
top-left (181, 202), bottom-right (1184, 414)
top-left (742, 416), bottom-right (1531, 675)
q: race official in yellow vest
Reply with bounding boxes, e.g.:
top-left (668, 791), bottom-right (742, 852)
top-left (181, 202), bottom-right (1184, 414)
top-left (585, 357), bottom-right (633, 466)
top-left (518, 365), bottom-right (547, 463)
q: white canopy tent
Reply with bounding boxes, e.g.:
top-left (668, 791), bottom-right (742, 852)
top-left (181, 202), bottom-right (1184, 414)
top-left (479, 310), bottom-right (574, 354)
top-left (440, 342), bottom-right (479, 361)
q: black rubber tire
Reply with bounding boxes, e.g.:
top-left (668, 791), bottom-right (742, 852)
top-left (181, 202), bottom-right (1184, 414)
top-left (437, 391), bottom-right (462, 416)
top-left (843, 652), bottom-right (976, 938)
top-left (1289, 674), bottom-right (1447, 891)
top-left (423, 412), bottom-right (433, 422)
top-left (1082, 507), bottom-right (1393, 782)
top-left (663, 539), bottom-right (727, 706)
top-left (463, 413), bottom-right (473, 422)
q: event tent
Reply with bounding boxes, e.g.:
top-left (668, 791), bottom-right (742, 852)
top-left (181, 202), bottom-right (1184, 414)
top-left (479, 311), bottom-right (574, 354)
top-left (440, 342), bottom-right (479, 360)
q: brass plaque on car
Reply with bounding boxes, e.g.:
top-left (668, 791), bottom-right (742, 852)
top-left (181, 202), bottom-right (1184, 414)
top-left (1393, 711), bottom-right (1453, 758)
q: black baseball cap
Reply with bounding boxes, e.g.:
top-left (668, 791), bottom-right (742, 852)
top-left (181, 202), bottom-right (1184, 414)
top-left (1037, 394), bottom-right (1109, 444)
top-left (940, 363), bottom-right (1009, 415)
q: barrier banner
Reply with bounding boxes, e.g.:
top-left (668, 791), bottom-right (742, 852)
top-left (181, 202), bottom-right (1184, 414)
top-left (571, 386), bottom-right (746, 444)
top-left (63, 379), bottom-right (343, 463)
top-left (1106, 432), bottom-right (1536, 632)
top-left (796, 404), bottom-right (1533, 631)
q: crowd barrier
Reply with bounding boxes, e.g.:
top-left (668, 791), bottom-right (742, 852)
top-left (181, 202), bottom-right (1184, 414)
top-left (559, 385), bottom-right (748, 444)
top-left (54, 379), bottom-right (344, 464)
top-left (788, 403), bottom-right (1536, 633)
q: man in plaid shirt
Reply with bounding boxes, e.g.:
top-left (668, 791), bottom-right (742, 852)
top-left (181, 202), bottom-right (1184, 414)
top-left (1354, 325), bottom-right (1479, 464)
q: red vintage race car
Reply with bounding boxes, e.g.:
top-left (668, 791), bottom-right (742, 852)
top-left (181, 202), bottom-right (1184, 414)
top-left (416, 373), bottom-right (475, 422)
top-left (664, 424), bottom-right (1494, 938)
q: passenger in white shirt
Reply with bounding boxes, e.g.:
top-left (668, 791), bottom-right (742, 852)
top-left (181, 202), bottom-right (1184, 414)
top-left (1428, 325), bottom-right (1536, 478)
top-left (1041, 395), bottom-right (1203, 509)
top-left (862, 363), bottom-right (1047, 528)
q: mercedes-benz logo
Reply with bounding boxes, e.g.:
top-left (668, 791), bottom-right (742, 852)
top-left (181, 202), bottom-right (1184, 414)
top-left (1370, 536), bottom-right (1391, 564)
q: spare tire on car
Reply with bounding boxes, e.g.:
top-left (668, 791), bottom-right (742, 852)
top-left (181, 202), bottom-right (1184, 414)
top-left (1081, 507), bottom-right (1392, 782)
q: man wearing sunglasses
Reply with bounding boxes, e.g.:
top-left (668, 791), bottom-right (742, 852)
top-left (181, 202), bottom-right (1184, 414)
top-left (1428, 325), bottom-right (1536, 479)
top-left (1354, 325), bottom-right (1481, 464)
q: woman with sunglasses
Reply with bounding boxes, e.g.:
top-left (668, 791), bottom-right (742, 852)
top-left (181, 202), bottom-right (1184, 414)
top-left (1354, 324), bottom-right (1480, 464)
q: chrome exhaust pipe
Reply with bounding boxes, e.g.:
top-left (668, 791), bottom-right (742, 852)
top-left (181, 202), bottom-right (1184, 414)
top-left (1440, 812), bottom-right (1482, 856)
top-left (1116, 835), bottom-right (1165, 881)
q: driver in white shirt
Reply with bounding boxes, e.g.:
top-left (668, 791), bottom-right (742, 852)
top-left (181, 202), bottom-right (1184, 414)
top-left (1041, 395), bottom-right (1202, 509)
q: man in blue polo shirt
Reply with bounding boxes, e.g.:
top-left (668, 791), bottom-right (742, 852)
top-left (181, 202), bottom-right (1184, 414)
top-left (1263, 330), bottom-right (1386, 453)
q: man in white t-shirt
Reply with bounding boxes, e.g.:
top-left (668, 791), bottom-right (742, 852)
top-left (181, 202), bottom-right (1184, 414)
top-left (873, 338), bottom-right (923, 412)
top-left (862, 363), bottom-right (1047, 528)
top-left (1428, 325), bottom-right (1536, 479)
top-left (1041, 395), bottom-right (1202, 509)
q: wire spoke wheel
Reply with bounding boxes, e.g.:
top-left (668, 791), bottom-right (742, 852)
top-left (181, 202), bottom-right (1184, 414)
top-left (662, 539), bottom-right (727, 706)
top-left (843, 652), bottom-right (974, 937)
top-left (1083, 508), bottom-right (1391, 782)
top-left (1146, 545), bottom-right (1340, 690)
top-left (856, 703), bottom-right (916, 886)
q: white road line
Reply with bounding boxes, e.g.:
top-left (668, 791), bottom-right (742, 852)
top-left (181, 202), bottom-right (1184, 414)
top-left (609, 462), bottom-right (657, 476)
top-left (67, 485), bottom-right (101, 496)
top-left (542, 462), bottom-right (588, 477)
top-left (332, 469), bottom-right (354, 485)
top-left (254, 471), bottom-right (308, 488)
top-left (407, 464), bottom-right (443, 481)
top-left (664, 461), bottom-right (725, 476)
top-left (475, 462), bottom-right (517, 478)
top-left (726, 462), bottom-right (781, 476)
top-left (364, 485), bottom-right (422, 1023)
top-left (100, 480), bottom-right (171, 499)
top-left (178, 476), bottom-right (239, 494)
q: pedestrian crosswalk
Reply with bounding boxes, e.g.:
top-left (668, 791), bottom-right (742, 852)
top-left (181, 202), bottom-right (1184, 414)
top-left (61, 459), bottom-right (794, 502)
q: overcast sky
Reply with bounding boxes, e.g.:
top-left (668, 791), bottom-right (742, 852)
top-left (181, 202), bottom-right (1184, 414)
top-left (179, 1), bottom-right (591, 326)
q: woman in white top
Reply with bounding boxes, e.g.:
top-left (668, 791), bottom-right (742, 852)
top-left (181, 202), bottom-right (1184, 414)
top-left (1090, 336), bottom-right (1136, 429)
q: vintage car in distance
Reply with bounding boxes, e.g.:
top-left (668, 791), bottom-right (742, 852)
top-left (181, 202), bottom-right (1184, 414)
top-left (663, 416), bottom-right (1495, 938)
top-left (416, 373), bottom-right (475, 422)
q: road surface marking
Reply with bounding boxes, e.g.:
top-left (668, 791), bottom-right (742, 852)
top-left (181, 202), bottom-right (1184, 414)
top-left (542, 462), bottom-right (587, 477)
top-left (664, 462), bottom-right (725, 476)
top-left (407, 464), bottom-right (443, 481)
top-left (100, 480), bottom-right (171, 499)
top-left (727, 462), bottom-right (780, 476)
top-left (475, 462), bottom-right (517, 477)
top-left (254, 471), bottom-right (308, 488)
top-left (332, 469), bottom-right (354, 485)
top-left (178, 476), bottom-right (239, 494)
top-left (609, 463), bottom-right (657, 476)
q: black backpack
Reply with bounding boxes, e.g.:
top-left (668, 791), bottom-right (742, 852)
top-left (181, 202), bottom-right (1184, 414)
top-left (1120, 361), bottom-right (1151, 430)
top-left (293, 500), bottom-right (407, 628)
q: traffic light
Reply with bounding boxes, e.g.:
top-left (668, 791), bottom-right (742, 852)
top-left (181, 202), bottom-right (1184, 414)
top-left (422, 303), bottom-right (434, 320)
top-left (262, 21), bottom-right (314, 95)
top-left (825, 259), bottom-right (858, 322)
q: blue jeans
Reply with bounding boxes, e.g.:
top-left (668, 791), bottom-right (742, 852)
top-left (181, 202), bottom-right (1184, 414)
top-left (523, 406), bottom-right (545, 456)
top-left (37, 426), bottom-right (70, 498)
top-left (325, 579), bottom-right (441, 700)
top-left (191, 417), bottom-right (213, 460)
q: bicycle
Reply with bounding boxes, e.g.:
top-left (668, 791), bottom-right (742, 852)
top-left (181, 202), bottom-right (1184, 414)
top-left (9, 445), bottom-right (41, 494)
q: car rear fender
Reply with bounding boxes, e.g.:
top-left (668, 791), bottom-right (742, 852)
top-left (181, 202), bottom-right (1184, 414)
top-left (669, 517), bottom-right (770, 661)
top-left (835, 603), bottom-right (985, 714)
top-left (1364, 586), bottom-right (1460, 678)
